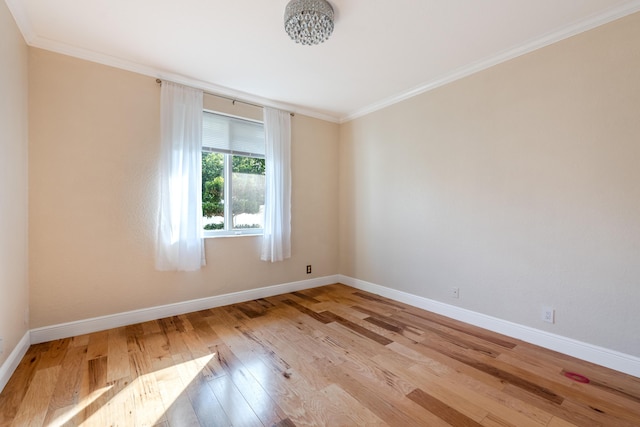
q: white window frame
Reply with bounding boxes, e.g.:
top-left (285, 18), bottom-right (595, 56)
top-left (202, 110), bottom-right (265, 238)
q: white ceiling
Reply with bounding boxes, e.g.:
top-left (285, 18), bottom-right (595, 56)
top-left (6, 0), bottom-right (640, 122)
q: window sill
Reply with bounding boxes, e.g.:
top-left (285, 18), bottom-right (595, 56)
top-left (203, 230), bottom-right (263, 239)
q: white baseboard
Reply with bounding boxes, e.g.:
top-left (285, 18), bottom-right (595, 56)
top-left (0, 331), bottom-right (30, 393)
top-left (339, 275), bottom-right (640, 378)
top-left (14, 273), bottom-right (639, 385)
top-left (30, 275), bottom-right (340, 344)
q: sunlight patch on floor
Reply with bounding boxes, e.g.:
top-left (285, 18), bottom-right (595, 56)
top-left (51, 354), bottom-right (214, 427)
top-left (49, 384), bottom-right (112, 427)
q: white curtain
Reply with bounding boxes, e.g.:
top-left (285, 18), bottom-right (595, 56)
top-left (156, 82), bottom-right (206, 271)
top-left (261, 107), bottom-right (292, 262)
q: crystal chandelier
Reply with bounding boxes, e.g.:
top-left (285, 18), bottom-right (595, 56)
top-left (284, 0), bottom-right (334, 46)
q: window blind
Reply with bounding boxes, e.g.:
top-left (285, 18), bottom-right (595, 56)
top-left (202, 111), bottom-right (265, 157)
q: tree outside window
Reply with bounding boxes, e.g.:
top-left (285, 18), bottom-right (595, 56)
top-left (202, 153), bottom-right (265, 231)
top-left (201, 111), bottom-right (266, 235)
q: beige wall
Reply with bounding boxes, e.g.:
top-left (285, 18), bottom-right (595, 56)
top-left (0, 1), bottom-right (29, 365)
top-left (18, 7), bottom-right (640, 360)
top-left (339, 12), bottom-right (640, 356)
top-left (29, 49), bottom-right (339, 328)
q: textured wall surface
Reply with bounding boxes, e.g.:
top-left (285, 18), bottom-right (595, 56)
top-left (28, 49), bottom-right (339, 328)
top-left (339, 12), bottom-right (640, 356)
top-left (0, 0), bottom-right (30, 366)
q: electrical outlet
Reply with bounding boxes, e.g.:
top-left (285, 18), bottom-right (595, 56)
top-left (0, 337), bottom-right (4, 355)
top-left (306, 265), bottom-right (312, 274)
top-left (451, 287), bottom-right (459, 299)
top-left (542, 306), bottom-right (555, 323)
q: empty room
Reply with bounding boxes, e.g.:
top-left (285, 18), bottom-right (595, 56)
top-left (1, 0), bottom-right (640, 426)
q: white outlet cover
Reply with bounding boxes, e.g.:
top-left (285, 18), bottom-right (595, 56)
top-left (542, 306), bottom-right (555, 323)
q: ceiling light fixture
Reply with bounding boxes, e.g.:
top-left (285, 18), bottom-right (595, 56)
top-left (284, 0), bottom-right (334, 46)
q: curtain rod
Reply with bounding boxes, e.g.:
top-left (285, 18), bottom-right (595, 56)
top-left (156, 79), bottom-right (294, 117)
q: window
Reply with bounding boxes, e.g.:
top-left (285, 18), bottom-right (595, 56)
top-left (202, 111), bottom-right (266, 236)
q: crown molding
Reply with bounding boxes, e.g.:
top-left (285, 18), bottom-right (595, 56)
top-left (6, 0), bottom-right (640, 124)
top-left (4, 0), bottom-right (34, 44)
top-left (4, 0), bottom-right (340, 124)
top-left (341, 1), bottom-right (640, 123)
top-left (26, 35), bottom-right (341, 124)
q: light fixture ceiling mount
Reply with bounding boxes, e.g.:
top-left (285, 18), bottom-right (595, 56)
top-left (284, 0), bottom-right (334, 46)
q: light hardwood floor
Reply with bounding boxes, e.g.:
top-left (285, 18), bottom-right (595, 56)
top-left (1, 284), bottom-right (639, 426)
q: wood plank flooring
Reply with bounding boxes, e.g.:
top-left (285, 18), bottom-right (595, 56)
top-left (1, 283), bottom-right (639, 426)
